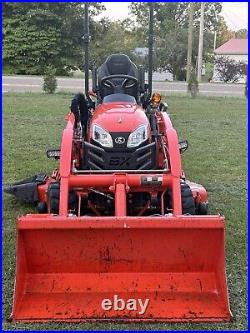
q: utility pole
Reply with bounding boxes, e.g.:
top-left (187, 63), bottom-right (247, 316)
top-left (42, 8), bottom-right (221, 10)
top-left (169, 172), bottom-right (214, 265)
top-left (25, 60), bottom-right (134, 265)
top-left (186, 3), bottom-right (194, 82)
top-left (148, 2), bottom-right (154, 97)
top-left (84, 3), bottom-right (90, 96)
top-left (213, 30), bottom-right (217, 52)
top-left (213, 11), bottom-right (218, 52)
top-left (197, 2), bottom-right (205, 82)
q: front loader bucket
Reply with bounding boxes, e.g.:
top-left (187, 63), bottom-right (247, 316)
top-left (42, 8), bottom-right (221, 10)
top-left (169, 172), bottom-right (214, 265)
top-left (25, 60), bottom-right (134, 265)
top-left (12, 215), bottom-right (232, 322)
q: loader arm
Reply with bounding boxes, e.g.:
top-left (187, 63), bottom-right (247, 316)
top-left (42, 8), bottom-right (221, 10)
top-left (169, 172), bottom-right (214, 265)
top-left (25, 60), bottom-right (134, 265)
top-left (58, 112), bottom-right (75, 216)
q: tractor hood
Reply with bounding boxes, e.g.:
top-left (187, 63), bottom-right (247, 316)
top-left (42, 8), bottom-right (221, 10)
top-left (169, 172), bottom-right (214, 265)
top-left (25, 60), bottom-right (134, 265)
top-left (90, 102), bottom-right (149, 133)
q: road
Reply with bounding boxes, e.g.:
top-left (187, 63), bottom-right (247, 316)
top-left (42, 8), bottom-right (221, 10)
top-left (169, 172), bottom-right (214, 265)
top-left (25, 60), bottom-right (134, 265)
top-left (2, 75), bottom-right (245, 97)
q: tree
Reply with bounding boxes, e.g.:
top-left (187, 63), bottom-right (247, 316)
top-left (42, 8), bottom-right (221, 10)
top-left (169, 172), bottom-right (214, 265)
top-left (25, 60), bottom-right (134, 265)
top-left (215, 21), bottom-right (248, 50)
top-left (3, 4), bottom-right (63, 74)
top-left (156, 27), bottom-right (188, 80)
top-left (90, 19), bottom-right (140, 69)
top-left (215, 56), bottom-right (246, 83)
top-left (235, 29), bottom-right (248, 39)
top-left (216, 17), bottom-right (234, 47)
top-left (129, 2), bottom-right (222, 80)
top-left (2, 2), bottom-right (104, 75)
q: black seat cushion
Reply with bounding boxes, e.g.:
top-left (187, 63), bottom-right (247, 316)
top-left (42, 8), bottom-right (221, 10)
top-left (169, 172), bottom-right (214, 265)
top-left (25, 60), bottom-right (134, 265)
top-left (97, 54), bottom-right (138, 100)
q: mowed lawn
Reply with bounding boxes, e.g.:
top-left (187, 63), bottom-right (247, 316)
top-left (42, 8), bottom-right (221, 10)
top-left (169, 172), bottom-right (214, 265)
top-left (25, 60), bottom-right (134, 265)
top-left (2, 93), bottom-right (248, 331)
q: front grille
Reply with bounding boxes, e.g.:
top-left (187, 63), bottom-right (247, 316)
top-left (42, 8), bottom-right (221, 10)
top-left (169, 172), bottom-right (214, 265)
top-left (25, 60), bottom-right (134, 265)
top-left (84, 141), bottom-right (156, 170)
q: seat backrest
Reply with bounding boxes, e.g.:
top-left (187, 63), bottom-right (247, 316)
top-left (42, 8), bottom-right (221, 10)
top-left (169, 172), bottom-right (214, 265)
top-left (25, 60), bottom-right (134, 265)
top-left (97, 54), bottom-right (139, 100)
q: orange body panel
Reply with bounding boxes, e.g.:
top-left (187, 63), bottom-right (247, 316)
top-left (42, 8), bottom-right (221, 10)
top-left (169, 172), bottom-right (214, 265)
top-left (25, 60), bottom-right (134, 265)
top-left (12, 215), bottom-right (232, 322)
top-left (90, 102), bottom-right (149, 134)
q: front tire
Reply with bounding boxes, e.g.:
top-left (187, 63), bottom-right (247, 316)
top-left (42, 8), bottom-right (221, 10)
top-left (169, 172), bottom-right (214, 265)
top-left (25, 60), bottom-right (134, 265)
top-left (48, 182), bottom-right (78, 214)
top-left (165, 182), bottom-right (196, 215)
top-left (181, 182), bottom-right (195, 215)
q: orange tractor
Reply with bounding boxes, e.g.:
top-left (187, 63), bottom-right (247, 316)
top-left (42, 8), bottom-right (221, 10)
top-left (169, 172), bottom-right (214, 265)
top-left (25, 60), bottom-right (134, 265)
top-left (5, 4), bottom-right (231, 322)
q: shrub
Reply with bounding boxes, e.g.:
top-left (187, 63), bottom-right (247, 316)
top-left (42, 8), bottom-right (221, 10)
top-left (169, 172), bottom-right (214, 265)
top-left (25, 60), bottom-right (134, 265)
top-left (43, 66), bottom-right (57, 94)
top-left (188, 69), bottom-right (199, 98)
top-left (215, 56), bottom-right (246, 83)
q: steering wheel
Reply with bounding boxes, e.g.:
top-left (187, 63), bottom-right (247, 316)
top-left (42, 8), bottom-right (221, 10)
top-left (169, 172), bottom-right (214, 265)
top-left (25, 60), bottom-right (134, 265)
top-left (100, 74), bottom-right (138, 92)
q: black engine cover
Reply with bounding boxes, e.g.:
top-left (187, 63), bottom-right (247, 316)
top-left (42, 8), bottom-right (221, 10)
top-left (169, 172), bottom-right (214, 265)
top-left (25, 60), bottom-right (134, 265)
top-left (84, 141), bottom-right (156, 170)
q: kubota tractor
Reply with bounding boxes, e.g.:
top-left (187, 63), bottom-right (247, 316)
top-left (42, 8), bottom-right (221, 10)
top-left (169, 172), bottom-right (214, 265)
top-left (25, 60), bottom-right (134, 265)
top-left (5, 3), bottom-right (232, 322)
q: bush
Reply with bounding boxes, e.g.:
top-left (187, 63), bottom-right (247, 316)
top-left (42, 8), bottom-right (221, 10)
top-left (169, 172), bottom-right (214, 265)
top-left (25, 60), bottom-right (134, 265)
top-left (43, 66), bottom-right (57, 94)
top-left (187, 69), bottom-right (199, 98)
top-left (204, 62), bottom-right (214, 82)
top-left (2, 64), bottom-right (16, 75)
top-left (215, 56), bottom-right (246, 83)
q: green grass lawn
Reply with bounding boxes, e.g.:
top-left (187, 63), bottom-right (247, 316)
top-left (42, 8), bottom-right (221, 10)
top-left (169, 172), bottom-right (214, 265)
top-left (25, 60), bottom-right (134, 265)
top-left (2, 93), bottom-right (248, 331)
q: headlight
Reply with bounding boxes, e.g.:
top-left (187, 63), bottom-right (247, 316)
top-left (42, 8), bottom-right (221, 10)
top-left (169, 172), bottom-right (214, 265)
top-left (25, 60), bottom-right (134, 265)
top-left (127, 125), bottom-right (148, 148)
top-left (92, 124), bottom-right (113, 148)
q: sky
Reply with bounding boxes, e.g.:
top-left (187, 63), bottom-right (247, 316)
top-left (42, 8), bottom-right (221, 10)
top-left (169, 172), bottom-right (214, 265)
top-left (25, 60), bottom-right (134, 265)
top-left (98, 2), bottom-right (248, 31)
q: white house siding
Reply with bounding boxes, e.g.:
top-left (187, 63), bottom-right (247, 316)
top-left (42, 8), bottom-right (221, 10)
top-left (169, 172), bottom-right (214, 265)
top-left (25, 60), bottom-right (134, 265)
top-left (145, 71), bottom-right (174, 82)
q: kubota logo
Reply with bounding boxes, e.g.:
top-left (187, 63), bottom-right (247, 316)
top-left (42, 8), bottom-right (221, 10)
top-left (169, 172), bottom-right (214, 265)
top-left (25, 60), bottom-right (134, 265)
top-left (101, 295), bottom-right (150, 315)
top-left (115, 137), bottom-right (125, 144)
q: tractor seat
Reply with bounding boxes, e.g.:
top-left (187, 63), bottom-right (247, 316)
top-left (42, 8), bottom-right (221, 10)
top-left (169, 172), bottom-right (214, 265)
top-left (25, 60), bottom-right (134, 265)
top-left (97, 54), bottom-right (139, 101)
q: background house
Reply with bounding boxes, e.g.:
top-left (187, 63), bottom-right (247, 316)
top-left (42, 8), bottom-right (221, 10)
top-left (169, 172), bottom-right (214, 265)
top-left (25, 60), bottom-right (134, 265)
top-left (213, 38), bottom-right (248, 83)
